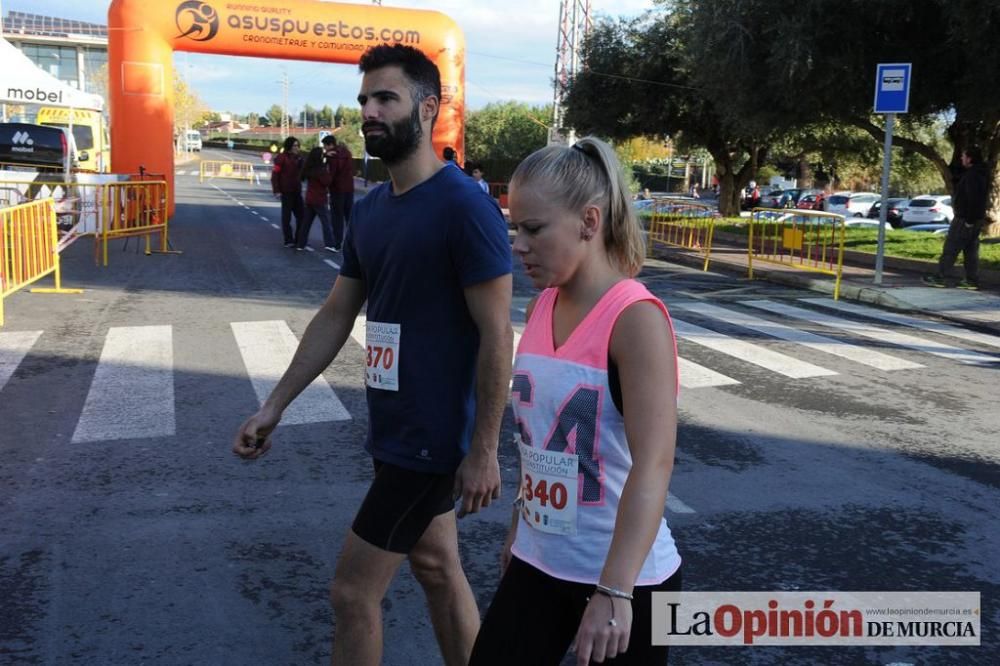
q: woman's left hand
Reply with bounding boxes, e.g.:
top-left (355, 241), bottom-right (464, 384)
top-left (570, 594), bottom-right (632, 665)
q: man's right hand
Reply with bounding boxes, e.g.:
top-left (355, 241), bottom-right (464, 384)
top-left (232, 404), bottom-right (281, 460)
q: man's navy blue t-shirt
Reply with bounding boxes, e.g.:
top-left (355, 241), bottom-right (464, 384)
top-left (340, 164), bottom-right (512, 474)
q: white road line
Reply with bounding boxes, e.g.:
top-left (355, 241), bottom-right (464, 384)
top-left (677, 357), bottom-right (741, 388)
top-left (801, 297), bottom-right (1000, 351)
top-left (270, 223), bottom-right (280, 230)
top-left (305, 247), bottom-right (315, 253)
top-left (323, 259), bottom-right (341, 270)
top-left (672, 317), bottom-right (837, 378)
top-left (231, 321), bottom-right (350, 424)
top-left (675, 302), bottom-right (923, 371)
top-left (72, 326), bottom-right (175, 443)
top-left (743, 300), bottom-right (1000, 366)
top-left (666, 494), bottom-right (696, 514)
top-left (0, 330), bottom-right (43, 392)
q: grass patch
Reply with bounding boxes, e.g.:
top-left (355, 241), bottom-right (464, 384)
top-left (711, 219), bottom-right (1000, 271)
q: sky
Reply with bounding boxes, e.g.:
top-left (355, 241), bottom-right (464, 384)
top-left (6, 0), bottom-right (655, 115)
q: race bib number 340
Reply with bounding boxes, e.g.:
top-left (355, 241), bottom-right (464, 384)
top-left (518, 440), bottom-right (578, 536)
top-left (365, 321), bottom-right (400, 391)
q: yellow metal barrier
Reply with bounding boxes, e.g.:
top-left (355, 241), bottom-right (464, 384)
top-left (645, 197), bottom-right (718, 271)
top-left (748, 208), bottom-right (846, 299)
top-left (199, 160), bottom-right (256, 183)
top-left (0, 199), bottom-right (82, 327)
top-left (98, 179), bottom-right (175, 266)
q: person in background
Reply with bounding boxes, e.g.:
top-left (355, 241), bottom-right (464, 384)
top-left (323, 134), bottom-right (354, 249)
top-left (472, 166), bottom-right (490, 195)
top-left (295, 146), bottom-right (337, 252)
top-left (924, 146), bottom-right (991, 290)
top-left (470, 137), bottom-right (682, 666)
top-left (271, 136), bottom-right (304, 247)
top-left (443, 146), bottom-right (460, 168)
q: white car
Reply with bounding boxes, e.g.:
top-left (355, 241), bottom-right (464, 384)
top-left (902, 223), bottom-right (949, 235)
top-left (825, 192), bottom-right (880, 217)
top-left (901, 195), bottom-right (953, 226)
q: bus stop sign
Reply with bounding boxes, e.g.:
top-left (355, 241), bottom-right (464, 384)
top-left (874, 63), bottom-right (911, 114)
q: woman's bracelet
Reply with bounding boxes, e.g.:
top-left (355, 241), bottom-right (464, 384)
top-left (594, 584), bottom-right (634, 601)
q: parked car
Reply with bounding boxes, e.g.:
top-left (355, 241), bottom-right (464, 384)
top-left (826, 192), bottom-right (879, 217)
top-left (759, 188), bottom-right (805, 209)
top-left (901, 223), bottom-right (949, 235)
top-left (792, 190), bottom-right (826, 210)
top-left (867, 197), bottom-right (910, 227)
top-left (843, 218), bottom-right (893, 231)
top-left (901, 195), bottom-right (953, 226)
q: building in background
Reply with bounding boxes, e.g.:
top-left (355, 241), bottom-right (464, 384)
top-left (1, 11), bottom-right (108, 98)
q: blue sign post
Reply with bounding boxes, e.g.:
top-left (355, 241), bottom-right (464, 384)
top-left (873, 63), bottom-right (912, 284)
top-left (874, 63), bottom-right (912, 114)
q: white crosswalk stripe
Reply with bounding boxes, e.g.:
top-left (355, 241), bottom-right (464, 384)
top-left (72, 326), bottom-right (176, 443)
top-left (801, 297), bottom-right (1000, 351)
top-left (0, 330), bottom-right (43, 392)
top-left (672, 317), bottom-right (838, 379)
top-left (674, 302), bottom-right (923, 371)
top-left (677, 357), bottom-right (741, 388)
top-left (742, 300), bottom-right (1000, 366)
top-left (231, 320), bottom-right (350, 425)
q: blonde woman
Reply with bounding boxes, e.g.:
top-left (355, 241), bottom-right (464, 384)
top-left (470, 137), bottom-right (682, 665)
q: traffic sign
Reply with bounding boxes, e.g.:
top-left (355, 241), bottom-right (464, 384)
top-left (874, 63), bottom-right (911, 114)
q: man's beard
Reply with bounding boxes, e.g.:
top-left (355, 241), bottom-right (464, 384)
top-left (363, 105), bottom-right (422, 166)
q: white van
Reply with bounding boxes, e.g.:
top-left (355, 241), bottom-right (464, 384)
top-left (183, 130), bottom-right (202, 152)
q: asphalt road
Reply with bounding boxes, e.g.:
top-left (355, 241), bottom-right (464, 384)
top-left (1, 159), bottom-right (997, 665)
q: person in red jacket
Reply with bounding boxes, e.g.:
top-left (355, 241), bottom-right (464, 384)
top-left (324, 135), bottom-right (354, 247)
top-left (271, 136), bottom-right (304, 247)
top-left (295, 147), bottom-right (338, 251)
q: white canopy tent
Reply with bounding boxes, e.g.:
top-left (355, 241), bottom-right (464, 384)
top-left (0, 37), bottom-right (103, 111)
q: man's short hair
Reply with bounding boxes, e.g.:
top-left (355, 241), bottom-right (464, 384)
top-left (964, 146), bottom-right (984, 164)
top-left (321, 135), bottom-right (336, 146)
top-left (359, 44), bottom-right (441, 123)
top-left (443, 146), bottom-right (456, 161)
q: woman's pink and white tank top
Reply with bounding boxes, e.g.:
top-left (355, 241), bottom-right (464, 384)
top-left (510, 279), bottom-right (682, 585)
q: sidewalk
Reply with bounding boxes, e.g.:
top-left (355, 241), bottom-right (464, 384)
top-left (652, 236), bottom-right (1000, 334)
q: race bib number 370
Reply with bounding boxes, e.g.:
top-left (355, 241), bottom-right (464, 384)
top-left (365, 321), bottom-right (400, 391)
top-left (518, 439), bottom-right (578, 536)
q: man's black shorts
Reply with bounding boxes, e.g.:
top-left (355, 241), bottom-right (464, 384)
top-left (352, 460), bottom-right (456, 554)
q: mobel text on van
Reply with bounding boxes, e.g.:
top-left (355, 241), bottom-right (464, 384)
top-left (6, 87), bottom-right (65, 104)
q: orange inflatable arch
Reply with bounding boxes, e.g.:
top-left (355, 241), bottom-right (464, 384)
top-left (108, 0), bottom-right (466, 214)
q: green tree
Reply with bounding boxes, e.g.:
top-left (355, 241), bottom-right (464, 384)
top-left (173, 72), bottom-right (209, 137)
top-left (464, 101), bottom-right (550, 162)
top-left (692, 0), bottom-right (1000, 230)
top-left (319, 104), bottom-right (334, 128)
top-left (563, 12), bottom-right (774, 215)
top-left (265, 104), bottom-right (285, 129)
top-left (334, 104), bottom-right (362, 128)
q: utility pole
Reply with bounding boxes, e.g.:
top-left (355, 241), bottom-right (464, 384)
top-left (280, 72), bottom-right (290, 139)
top-left (550, 0), bottom-right (592, 146)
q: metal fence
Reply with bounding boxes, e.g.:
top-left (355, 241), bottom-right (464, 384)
top-left (748, 208), bottom-right (846, 299)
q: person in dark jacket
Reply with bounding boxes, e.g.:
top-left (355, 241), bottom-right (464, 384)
top-left (271, 136), bottom-right (304, 247)
top-left (295, 147), bottom-right (337, 251)
top-left (924, 146), bottom-right (991, 289)
top-left (322, 135), bottom-right (354, 248)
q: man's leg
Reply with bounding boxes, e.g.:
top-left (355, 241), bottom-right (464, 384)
top-left (963, 224), bottom-right (981, 285)
top-left (937, 219), bottom-right (965, 279)
top-left (407, 511), bottom-right (480, 666)
top-left (280, 193), bottom-right (294, 245)
top-left (329, 530), bottom-right (406, 666)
